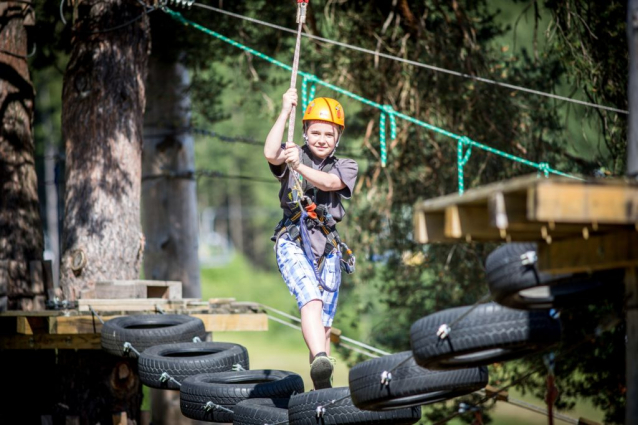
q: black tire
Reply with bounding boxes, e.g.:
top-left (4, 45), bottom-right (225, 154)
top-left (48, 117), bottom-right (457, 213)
top-left (410, 302), bottom-right (561, 369)
top-left (101, 314), bottom-right (208, 357)
top-left (232, 398), bottom-right (289, 425)
top-left (138, 342), bottom-right (249, 389)
top-left (349, 351), bottom-right (488, 410)
top-left (180, 370), bottom-right (304, 423)
top-left (485, 243), bottom-right (611, 310)
top-left (288, 387), bottom-right (421, 425)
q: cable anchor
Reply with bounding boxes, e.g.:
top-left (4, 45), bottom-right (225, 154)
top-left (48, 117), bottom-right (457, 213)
top-left (520, 251), bottom-right (537, 266)
top-left (380, 370), bottom-right (392, 386)
top-left (122, 342), bottom-right (141, 357)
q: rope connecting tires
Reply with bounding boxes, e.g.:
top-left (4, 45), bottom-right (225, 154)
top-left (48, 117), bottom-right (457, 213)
top-left (410, 302), bottom-right (561, 369)
top-left (180, 369), bottom-right (304, 423)
top-left (349, 351), bottom-right (488, 411)
top-left (288, 387), bottom-right (421, 425)
top-left (101, 314), bottom-right (208, 357)
top-left (138, 341), bottom-right (249, 389)
top-left (485, 242), bottom-right (614, 310)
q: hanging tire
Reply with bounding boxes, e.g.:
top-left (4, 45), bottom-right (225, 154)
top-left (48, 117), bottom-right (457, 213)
top-left (180, 369), bottom-right (304, 423)
top-left (138, 341), bottom-right (249, 389)
top-left (288, 387), bottom-right (421, 425)
top-left (101, 314), bottom-right (208, 357)
top-left (349, 351), bottom-right (488, 410)
top-left (485, 243), bottom-right (611, 310)
top-left (410, 302), bottom-right (561, 370)
top-left (232, 398), bottom-right (289, 425)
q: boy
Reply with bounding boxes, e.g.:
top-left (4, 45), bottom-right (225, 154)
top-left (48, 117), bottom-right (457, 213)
top-left (264, 88), bottom-right (358, 389)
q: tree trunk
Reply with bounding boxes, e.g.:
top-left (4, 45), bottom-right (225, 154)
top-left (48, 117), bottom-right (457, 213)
top-left (142, 55), bottom-right (201, 299)
top-left (60, 0), bottom-right (150, 300)
top-left (0, 2), bottom-right (44, 311)
top-left (143, 53), bottom-right (203, 425)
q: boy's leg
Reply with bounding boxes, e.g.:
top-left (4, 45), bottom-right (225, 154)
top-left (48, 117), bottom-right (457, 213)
top-left (324, 327), bottom-right (331, 355)
top-left (300, 299), bottom-right (328, 358)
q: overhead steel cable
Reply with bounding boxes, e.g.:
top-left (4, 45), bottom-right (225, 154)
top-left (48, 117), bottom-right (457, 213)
top-left (189, 1), bottom-right (627, 115)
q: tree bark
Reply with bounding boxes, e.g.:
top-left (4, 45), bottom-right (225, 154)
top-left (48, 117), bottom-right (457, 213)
top-left (60, 0), bottom-right (150, 300)
top-left (0, 2), bottom-right (44, 311)
top-left (142, 55), bottom-right (201, 299)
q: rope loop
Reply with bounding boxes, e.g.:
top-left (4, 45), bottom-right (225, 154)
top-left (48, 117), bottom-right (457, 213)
top-left (538, 162), bottom-right (550, 178)
top-left (382, 105), bottom-right (397, 141)
top-left (301, 75), bottom-right (318, 111)
top-left (457, 136), bottom-right (473, 194)
top-left (379, 113), bottom-right (387, 167)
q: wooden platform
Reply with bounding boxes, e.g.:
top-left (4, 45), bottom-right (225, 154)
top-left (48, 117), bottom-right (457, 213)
top-left (0, 298), bottom-right (268, 350)
top-left (413, 175), bottom-right (638, 274)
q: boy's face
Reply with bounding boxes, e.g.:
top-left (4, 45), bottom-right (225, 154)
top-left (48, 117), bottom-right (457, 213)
top-left (305, 121), bottom-right (340, 159)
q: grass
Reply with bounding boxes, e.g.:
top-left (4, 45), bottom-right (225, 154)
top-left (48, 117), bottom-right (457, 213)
top-left (193, 253), bottom-right (606, 424)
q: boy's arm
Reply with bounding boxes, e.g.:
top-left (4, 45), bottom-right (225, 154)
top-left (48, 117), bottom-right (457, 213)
top-left (264, 89), bottom-right (297, 165)
top-left (294, 164), bottom-right (346, 192)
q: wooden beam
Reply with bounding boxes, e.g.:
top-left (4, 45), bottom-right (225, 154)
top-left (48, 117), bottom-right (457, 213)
top-left (537, 231), bottom-right (638, 274)
top-left (530, 182), bottom-right (638, 224)
top-left (445, 205), bottom-right (501, 240)
top-left (77, 298), bottom-right (199, 312)
top-left (413, 211), bottom-right (448, 243)
top-left (0, 334), bottom-right (101, 350)
top-left (192, 313), bottom-right (268, 332)
top-left (488, 191), bottom-right (529, 230)
top-left (52, 313), bottom-right (269, 334)
top-left (16, 316), bottom-right (50, 335)
top-left (95, 280), bottom-right (182, 300)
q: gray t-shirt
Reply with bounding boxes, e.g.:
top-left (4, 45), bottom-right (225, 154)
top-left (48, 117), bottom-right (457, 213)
top-left (269, 147), bottom-right (358, 259)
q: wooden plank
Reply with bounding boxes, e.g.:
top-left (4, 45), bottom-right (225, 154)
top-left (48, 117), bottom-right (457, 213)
top-left (193, 313), bottom-right (268, 332)
top-left (16, 316), bottom-right (50, 335)
top-left (489, 191), bottom-right (527, 230)
top-left (413, 211), bottom-right (448, 243)
top-left (445, 205), bottom-right (501, 240)
top-left (530, 181), bottom-right (638, 224)
top-left (95, 280), bottom-right (182, 300)
top-left (53, 313), bottom-right (268, 334)
top-left (414, 174), bottom-right (541, 213)
top-left (538, 231), bottom-right (638, 274)
top-left (77, 298), bottom-right (199, 312)
top-left (95, 281), bottom-right (146, 299)
top-left (0, 334), bottom-right (101, 350)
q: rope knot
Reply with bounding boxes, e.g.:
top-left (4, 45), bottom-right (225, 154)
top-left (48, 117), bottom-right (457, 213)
top-left (538, 162), bottom-right (550, 177)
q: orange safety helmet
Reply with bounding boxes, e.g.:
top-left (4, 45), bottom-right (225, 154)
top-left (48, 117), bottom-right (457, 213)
top-left (302, 97), bottom-right (345, 129)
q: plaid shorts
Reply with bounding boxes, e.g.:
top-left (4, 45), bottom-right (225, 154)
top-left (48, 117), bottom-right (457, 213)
top-left (276, 236), bottom-right (340, 327)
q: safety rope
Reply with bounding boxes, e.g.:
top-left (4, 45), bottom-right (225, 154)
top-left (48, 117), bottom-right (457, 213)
top-left (162, 7), bottom-right (583, 194)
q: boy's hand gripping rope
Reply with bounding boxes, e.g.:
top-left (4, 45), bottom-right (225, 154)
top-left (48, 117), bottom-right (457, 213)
top-left (283, 1), bottom-right (308, 202)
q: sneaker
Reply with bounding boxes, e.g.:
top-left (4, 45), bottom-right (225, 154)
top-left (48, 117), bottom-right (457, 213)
top-left (310, 355), bottom-right (336, 390)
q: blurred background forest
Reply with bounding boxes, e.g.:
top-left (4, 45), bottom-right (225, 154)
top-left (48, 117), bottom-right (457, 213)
top-left (27, 0), bottom-right (627, 423)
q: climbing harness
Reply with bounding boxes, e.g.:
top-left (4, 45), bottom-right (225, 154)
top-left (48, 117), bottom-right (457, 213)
top-left (274, 150), bottom-right (356, 293)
